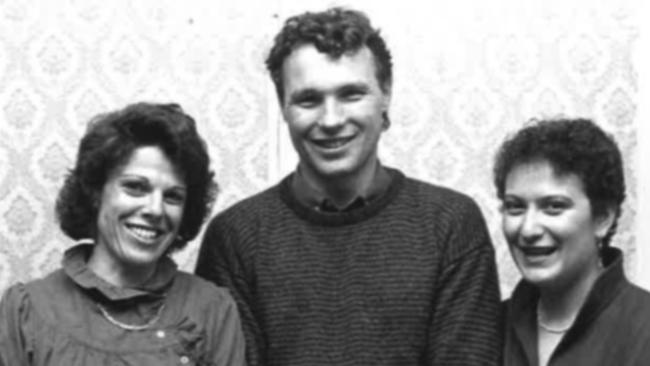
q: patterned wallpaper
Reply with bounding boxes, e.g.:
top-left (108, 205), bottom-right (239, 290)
top-left (0, 0), bottom-right (642, 298)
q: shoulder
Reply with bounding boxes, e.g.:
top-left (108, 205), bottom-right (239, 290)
top-left (621, 281), bottom-right (650, 316)
top-left (0, 282), bottom-right (30, 312)
top-left (216, 182), bottom-right (282, 220)
top-left (3, 269), bottom-right (71, 309)
top-left (397, 174), bottom-right (488, 235)
top-left (0, 271), bottom-right (69, 333)
top-left (403, 173), bottom-right (480, 215)
top-left (170, 272), bottom-right (241, 332)
top-left (203, 181), bottom-right (283, 234)
top-left (597, 281), bottom-right (650, 357)
top-left (173, 271), bottom-right (237, 308)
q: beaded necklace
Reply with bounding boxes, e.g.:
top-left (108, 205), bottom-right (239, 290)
top-left (97, 303), bottom-right (165, 331)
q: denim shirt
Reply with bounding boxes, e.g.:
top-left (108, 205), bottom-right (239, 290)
top-left (0, 244), bottom-right (246, 366)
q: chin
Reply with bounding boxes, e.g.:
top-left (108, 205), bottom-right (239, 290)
top-left (520, 268), bottom-right (561, 289)
top-left (124, 248), bottom-right (165, 267)
top-left (313, 160), bottom-right (360, 178)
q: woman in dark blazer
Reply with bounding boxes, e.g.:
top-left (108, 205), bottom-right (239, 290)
top-left (494, 118), bottom-right (650, 366)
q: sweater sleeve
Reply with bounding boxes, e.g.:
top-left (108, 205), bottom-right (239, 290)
top-left (0, 284), bottom-right (32, 366)
top-left (425, 199), bottom-right (502, 365)
top-left (195, 214), bottom-right (265, 366)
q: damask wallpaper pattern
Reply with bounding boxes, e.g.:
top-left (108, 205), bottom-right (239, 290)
top-left (0, 0), bottom-right (641, 298)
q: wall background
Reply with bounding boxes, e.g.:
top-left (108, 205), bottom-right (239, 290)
top-left (0, 0), bottom-right (646, 298)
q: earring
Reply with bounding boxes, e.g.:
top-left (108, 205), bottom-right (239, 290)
top-left (382, 111), bottom-right (390, 129)
top-left (596, 237), bottom-right (605, 268)
top-left (595, 236), bottom-right (605, 254)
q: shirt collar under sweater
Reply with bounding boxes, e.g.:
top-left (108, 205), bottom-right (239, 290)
top-left (62, 242), bottom-right (177, 302)
top-left (507, 246), bottom-right (628, 363)
top-left (280, 166), bottom-right (405, 226)
top-left (291, 163), bottom-right (393, 212)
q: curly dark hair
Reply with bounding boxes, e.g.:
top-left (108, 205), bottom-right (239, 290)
top-left (493, 118), bottom-right (625, 247)
top-left (56, 102), bottom-right (217, 252)
top-left (266, 7), bottom-right (393, 102)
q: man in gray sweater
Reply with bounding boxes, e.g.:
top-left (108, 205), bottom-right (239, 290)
top-left (196, 7), bottom-right (502, 366)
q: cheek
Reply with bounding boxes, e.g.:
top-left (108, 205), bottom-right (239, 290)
top-left (96, 206), bottom-right (119, 241)
top-left (168, 206), bottom-right (185, 230)
top-left (501, 217), bottom-right (519, 242)
top-left (549, 215), bottom-right (590, 242)
top-left (286, 119), bottom-right (314, 142)
top-left (349, 102), bottom-right (380, 121)
top-left (284, 107), bottom-right (315, 127)
top-left (562, 222), bottom-right (598, 254)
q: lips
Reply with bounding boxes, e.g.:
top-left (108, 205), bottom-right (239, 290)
top-left (311, 135), bottom-right (355, 149)
top-left (125, 223), bottom-right (162, 242)
top-left (517, 245), bottom-right (558, 256)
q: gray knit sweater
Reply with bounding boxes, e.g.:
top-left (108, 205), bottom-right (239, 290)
top-left (196, 167), bottom-right (502, 366)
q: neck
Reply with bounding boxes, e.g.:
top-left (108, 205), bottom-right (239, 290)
top-left (300, 157), bottom-right (380, 207)
top-left (537, 258), bottom-right (604, 329)
top-left (88, 244), bottom-right (157, 288)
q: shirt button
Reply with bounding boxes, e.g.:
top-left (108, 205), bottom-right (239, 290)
top-left (180, 355), bottom-right (189, 364)
top-left (156, 330), bottom-right (165, 338)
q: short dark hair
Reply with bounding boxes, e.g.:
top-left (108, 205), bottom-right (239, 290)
top-left (56, 102), bottom-right (217, 252)
top-left (493, 118), bottom-right (625, 247)
top-left (266, 7), bottom-right (393, 102)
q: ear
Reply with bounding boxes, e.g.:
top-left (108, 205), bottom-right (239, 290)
top-left (380, 83), bottom-right (392, 130)
top-left (381, 81), bottom-right (392, 108)
top-left (594, 206), bottom-right (616, 240)
top-left (279, 97), bottom-right (293, 124)
top-left (89, 189), bottom-right (102, 210)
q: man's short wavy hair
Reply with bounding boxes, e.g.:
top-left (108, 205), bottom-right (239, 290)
top-left (493, 118), bottom-right (626, 248)
top-left (266, 7), bottom-right (393, 102)
top-left (56, 102), bottom-right (217, 252)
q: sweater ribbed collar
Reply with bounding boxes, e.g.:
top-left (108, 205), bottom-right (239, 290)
top-left (291, 163), bottom-right (392, 212)
top-left (279, 166), bottom-right (405, 226)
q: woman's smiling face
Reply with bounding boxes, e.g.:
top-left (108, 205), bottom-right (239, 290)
top-left (94, 145), bottom-right (186, 274)
top-left (501, 160), bottom-right (612, 290)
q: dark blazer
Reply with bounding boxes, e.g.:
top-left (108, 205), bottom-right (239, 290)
top-left (503, 247), bottom-right (650, 366)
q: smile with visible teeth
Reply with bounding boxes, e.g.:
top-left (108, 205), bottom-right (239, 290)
top-left (312, 136), bottom-right (355, 149)
top-left (517, 246), bottom-right (558, 256)
top-left (126, 224), bottom-right (161, 241)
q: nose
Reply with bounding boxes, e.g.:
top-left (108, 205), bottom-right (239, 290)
top-left (317, 99), bottom-right (345, 129)
top-left (519, 209), bottom-right (543, 244)
top-left (142, 192), bottom-right (164, 219)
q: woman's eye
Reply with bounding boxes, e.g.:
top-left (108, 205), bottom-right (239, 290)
top-left (164, 190), bottom-right (186, 205)
top-left (122, 181), bottom-right (148, 196)
top-left (543, 201), bottom-right (568, 215)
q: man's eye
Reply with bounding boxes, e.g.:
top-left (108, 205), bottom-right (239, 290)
top-left (501, 201), bottom-right (525, 215)
top-left (293, 95), bottom-right (321, 108)
top-left (340, 90), bottom-right (364, 101)
top-left (338, 86), bottom-right (367, 102)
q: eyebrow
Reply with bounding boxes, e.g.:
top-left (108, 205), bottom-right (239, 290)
top-left (288, 82), bottom-right (371, 101)
top-left (170, 185), bottom-right (188, 193)
top-left (503, 194), bottom-right (572, 201)
top-left (119, 174), bottom-right (188, 190)
top-left (288, 88), bottom-right (319, 102)
top-left (338, 83), bottom-right (370, 93)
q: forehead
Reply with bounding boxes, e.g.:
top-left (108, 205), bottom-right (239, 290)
top-left (505, 160), bottom-right (586, 196)
top-left (281, 44), bottom-right (380, 91)
top-left (111, 146), bottom-right (183, 183)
